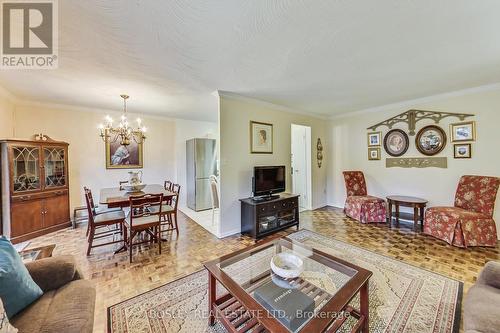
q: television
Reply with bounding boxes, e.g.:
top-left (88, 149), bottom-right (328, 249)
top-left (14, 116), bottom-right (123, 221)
top-left (253, 166), bottom-right (286, 197)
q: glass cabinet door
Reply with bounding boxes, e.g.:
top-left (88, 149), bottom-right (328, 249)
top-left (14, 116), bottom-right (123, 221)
top-left (12, 146), bottom-right (41, 192)
top-left (43, 147), bottom-right (66, 188)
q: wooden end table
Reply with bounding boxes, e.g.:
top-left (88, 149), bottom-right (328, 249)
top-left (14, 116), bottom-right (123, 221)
top-left (204, 237), bottom-right (372, 332)
top-left (386, 196), bottom-right (428, 232)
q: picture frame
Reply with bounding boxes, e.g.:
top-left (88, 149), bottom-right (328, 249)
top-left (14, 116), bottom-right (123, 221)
top-left (450, 121), bottom-right (476, 142)
top-left (250, 121), bottom-right (273, 154)
top-left (383, 129), bottom-right (409, 157)
top-left (106, 137), bottom-right (143, 169)
top-left (415, 125), bottom-right (447, 156)
top-left (368, 147), bottom-right (381, 160)
top-left (454, 143), bottom-right (472, 159)
top-left (367, 132), bottom-right (381, 147)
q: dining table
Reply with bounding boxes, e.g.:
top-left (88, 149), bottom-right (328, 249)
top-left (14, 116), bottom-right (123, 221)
top-left (99, 184), bottom-right (178, 251)
top-left (99, 184), bottom-right (177, 208)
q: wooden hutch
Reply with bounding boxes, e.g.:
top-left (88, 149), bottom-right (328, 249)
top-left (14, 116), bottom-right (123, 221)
top-left (1, 135), bottom-right (70, 243)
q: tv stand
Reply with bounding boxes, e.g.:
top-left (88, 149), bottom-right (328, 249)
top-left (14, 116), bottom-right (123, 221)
top-left (240, 193), bottom-right (300, 239)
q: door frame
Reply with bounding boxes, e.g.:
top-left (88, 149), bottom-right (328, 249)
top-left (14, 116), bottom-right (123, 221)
top-left (291, 124), bottom-right (312, 210)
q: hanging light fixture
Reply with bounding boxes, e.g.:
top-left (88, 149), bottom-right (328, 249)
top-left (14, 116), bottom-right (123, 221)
top-left (98, 95), bottom-right (146, 145)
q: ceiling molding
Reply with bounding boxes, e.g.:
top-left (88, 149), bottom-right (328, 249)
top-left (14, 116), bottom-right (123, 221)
top-left (15, 99), bottom-right (179, 121)
top-left (329, 82), bottom-right (500, 120)
top-left (218, 91), bottom-right (328, 120)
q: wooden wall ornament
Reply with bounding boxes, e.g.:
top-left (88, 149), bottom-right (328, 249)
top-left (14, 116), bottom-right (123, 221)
top-left (386, 157), bottom-right (448, 168)
top-left (316, 138), bottom-right (323, 168)
top-left (367, 109), bottom-right (474, 136)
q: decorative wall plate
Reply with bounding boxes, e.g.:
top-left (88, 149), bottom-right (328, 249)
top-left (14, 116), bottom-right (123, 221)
top-left (383, 129), bottom-right (409, 157)
top-left (416, 125), bottom-right (447, 156)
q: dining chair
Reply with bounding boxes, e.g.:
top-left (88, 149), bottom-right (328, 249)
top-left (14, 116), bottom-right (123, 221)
top-left (124, 193), bottom-right (164, 263)
top-left (159, 184), bottom-right (180, 236)
top-left (209, 175), bottom-right (219, 226)
top-left (83, 186), bottom-right (123, 236)
top-left (164, 180), bottom-right (173, 191)
top-left (164, 180), bottom-right (174, 205)
top-left (119, 180), bottom-right (128, 191)
top-left (85, 189), bottom-right (126, 256)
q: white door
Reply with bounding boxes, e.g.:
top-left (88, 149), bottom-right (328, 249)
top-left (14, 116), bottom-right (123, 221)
top-left (291, 124), bottom-right (312, 210)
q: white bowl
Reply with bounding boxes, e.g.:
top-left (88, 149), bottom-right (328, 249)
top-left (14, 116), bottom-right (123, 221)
top-left (123, 183), bottom-right (147, 193)
top-left (270, 253), bottom-right (304, 279)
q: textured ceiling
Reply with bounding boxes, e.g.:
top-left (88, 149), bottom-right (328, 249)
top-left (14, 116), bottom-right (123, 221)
top-left (1, 0), bottom-right (500, 121)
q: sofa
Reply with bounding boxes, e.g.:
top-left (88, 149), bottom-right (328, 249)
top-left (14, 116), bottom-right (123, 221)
top-left (464, 261), bottom-right (500, 333)
top-left (10, 256), bottom-right (95, 333)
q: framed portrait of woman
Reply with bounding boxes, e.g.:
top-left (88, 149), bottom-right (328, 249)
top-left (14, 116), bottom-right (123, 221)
top-left (383, 129), bottom-right (409, 157)
top-left (250, 121), bottom-right (273, 154)
top-left (106, 138), bottom-right (143, 169)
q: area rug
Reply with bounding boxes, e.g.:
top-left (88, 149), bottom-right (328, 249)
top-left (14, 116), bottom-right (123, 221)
top-left (108, 229), bottom-right (462, 333)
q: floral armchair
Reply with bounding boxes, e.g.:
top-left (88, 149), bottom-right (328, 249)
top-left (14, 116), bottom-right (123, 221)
top-left (343, 171), bottom-right (387, 223)
top-left (424, 175), bottom-right (500, 248)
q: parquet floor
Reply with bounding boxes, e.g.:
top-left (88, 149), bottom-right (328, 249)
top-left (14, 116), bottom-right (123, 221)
top-left (26, 206), bottom-right (500, 333)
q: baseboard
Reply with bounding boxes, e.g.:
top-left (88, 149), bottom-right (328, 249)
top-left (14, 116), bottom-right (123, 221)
top-left (218, 228), bottom-right (241, 239)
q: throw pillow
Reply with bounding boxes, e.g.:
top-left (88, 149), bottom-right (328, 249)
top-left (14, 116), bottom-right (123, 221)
top-left (0, 298), bottom-right (18, 333)
top-left (0, 237), bottom-right (43, 318)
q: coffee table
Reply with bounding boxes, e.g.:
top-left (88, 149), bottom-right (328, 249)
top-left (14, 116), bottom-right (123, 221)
top-left (204, 237), bottom-right (372, 332)
top-left (386, 196), bottom-right (428, 232)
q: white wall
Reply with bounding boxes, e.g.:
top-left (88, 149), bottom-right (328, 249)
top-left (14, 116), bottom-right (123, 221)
top-left (219, 95), bottom-right (327, 237)
top-left (174, 119), bottom-right (218, 209)
top-left (327, 88), bottom-right (500, 238)
top-left (0, 93), bottom-right (14, 138)
top-left (13, 105), bottom-right (176, 212)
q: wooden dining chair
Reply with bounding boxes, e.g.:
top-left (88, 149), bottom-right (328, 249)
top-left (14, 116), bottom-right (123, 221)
top-left (83, 187), bottom-right (122, 236)
top-left (160, 184), bottom-right (180, 236)
top-left (164, 180), bottom-right (173, 191)
top-left (124, 193), bottom-right (163, 263)
top-left (85, 189), bottom-right (126, 256)
top-left (119, 180), bottom-right (128, 191)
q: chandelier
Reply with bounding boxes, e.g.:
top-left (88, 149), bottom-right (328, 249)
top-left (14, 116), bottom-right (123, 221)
top-left (99, 95), bottom-right (146, 145)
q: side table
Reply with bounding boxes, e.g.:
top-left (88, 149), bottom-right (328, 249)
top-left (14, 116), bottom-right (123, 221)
top-left (387, 196), bottom-right (428, 232)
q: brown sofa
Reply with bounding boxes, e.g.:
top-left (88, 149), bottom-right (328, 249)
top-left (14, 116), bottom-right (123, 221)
top-left (10, 256), bottom-right (95, 333)
top-left (464, 261), bottom-right (500, 333)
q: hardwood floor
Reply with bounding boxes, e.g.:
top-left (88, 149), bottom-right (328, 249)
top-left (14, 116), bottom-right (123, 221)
top-left (26, 206), bottom-right (500, 332)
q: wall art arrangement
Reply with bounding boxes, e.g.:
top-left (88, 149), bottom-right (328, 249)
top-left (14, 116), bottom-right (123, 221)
top-left (366, 109), bottom-right (476, 167)
top-left (250, 121), bottom-right (273, 154)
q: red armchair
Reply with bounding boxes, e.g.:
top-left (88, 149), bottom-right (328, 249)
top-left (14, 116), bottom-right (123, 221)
top-left (343, 171), bottom-right (387, 223)
top-left (424, 175), bottom-right (500, 248)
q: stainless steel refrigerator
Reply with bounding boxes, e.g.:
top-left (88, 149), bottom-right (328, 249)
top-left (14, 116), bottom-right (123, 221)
top-left (186, 138), bottom-right (217, 211)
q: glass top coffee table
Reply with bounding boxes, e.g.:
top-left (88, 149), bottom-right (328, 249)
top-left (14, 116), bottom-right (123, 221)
top-left (204, 237), bottom-right (372, 333)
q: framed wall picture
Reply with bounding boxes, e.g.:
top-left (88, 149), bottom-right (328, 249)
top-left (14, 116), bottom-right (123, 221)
top-left (450, 121), bottom-right (476, 142)
top-left (367, 132), bottom-right (381, 147)
top-left (415, 125), bottom-right (447, 156)
top-left (368, 147), bottom-right (381, 160)
top-left (106, 138), bottom-right (143, 169)
top-left (454, 143), bottom-right (472, 159)
top-left (383, 129), bottom-right (409, 157)
top-left (250, 121), bottom-right (273, 154)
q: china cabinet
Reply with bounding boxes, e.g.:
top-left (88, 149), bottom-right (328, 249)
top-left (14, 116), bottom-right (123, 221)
top-left (1, 135), bottom-right (70, 243)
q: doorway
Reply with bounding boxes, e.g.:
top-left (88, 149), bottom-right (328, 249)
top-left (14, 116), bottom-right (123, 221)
top-left (291, 124), bottom-right (312, 211)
